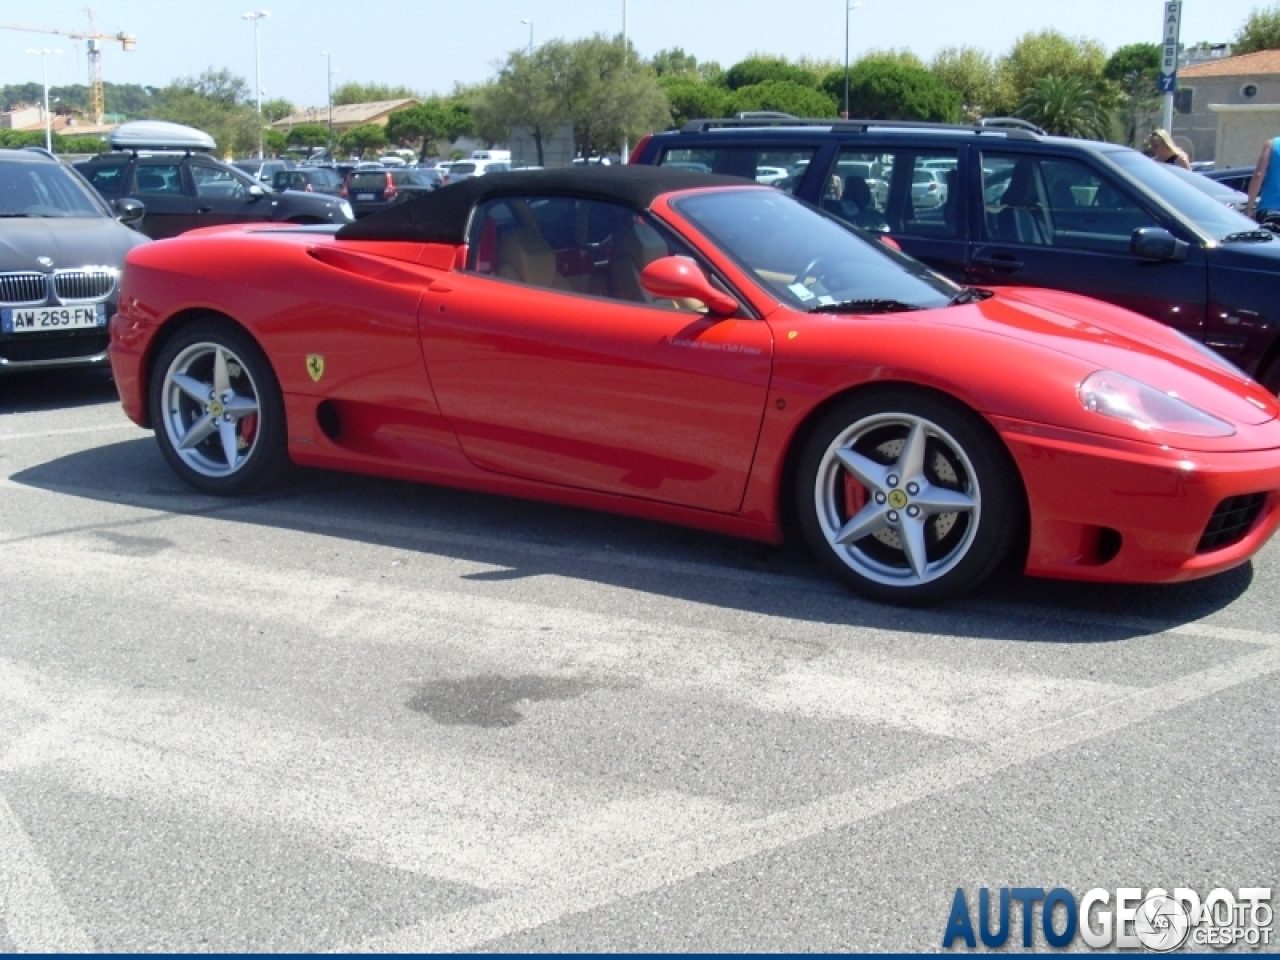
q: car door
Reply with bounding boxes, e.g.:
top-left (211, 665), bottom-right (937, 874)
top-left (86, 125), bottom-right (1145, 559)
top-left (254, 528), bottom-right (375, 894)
top-left (129, 159), bottom-right (195, 239)
top-left (418, 195), bottom-right (773, 513)
top-left (187, 158), bottom-right (274, 229)
top-left (969, 150), bottom-right (1208, 342)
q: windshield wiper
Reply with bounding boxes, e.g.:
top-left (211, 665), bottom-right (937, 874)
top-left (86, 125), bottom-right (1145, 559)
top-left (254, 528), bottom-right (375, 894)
top-left (949, 286), bottom-right (995, 305)
top-left (1221, 230), bottom-right (1275, 244)
top-left (808, 298), bottom-right (923, 315)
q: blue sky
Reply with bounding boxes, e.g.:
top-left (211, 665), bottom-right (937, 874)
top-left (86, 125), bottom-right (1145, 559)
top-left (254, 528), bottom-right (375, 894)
top-left (1, 0), bottom-right (1261, 108)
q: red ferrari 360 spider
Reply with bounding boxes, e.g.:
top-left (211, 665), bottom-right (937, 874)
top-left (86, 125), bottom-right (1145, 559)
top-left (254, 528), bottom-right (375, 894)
top-left (110, 167), bottom-right (1280, 604)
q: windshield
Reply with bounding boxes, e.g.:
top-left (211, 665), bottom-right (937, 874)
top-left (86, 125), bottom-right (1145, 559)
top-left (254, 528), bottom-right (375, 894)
top-left (1110, 150), bottom-right (1255, 240)
top-left (0, 160), bottom-right (108, 218)
top-left (670, 188), bottom-right (957, 311)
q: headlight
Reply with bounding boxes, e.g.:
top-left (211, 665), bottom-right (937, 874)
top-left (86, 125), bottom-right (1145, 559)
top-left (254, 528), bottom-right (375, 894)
top-left (338, 201), bottom-right (354, 221)
top-left (1079, 371), bottom-right (1235, 437)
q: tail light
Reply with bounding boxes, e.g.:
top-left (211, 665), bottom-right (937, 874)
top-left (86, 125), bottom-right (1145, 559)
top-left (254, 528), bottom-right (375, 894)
top-left (384, 173), bottom-right (398, 201)
top-left (629, 134), bottom-right (651, 165)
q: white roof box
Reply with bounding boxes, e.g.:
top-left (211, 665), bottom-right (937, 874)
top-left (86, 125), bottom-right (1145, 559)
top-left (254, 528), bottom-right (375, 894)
top-left (108, 120), bottom-right (216, 153)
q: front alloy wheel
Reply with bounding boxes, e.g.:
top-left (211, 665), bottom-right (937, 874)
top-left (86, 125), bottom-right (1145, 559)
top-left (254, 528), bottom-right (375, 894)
top-left (150, 320), bottom-right (287, 495)
top-left (797, 389), bottom-right (1023, 605)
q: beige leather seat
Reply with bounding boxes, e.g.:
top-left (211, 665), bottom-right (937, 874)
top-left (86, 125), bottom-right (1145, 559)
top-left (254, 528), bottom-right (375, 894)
top-left (496, 226), bottom-right (562, 288)
top-left (609, 218), bottom-right (670, 303)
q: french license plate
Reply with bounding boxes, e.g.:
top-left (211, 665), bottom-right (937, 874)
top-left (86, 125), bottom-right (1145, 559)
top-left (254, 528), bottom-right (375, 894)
top-left (1, 304), bottom-right (105, 334)
top-left (356, 193), bottom-right (375, 201)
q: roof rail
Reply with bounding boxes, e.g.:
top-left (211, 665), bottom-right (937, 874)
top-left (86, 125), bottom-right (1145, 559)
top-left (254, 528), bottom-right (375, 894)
top-left (976, 116), bottom-right (1046, 136)
top-left (677, 116), bottom-right (1042, 140)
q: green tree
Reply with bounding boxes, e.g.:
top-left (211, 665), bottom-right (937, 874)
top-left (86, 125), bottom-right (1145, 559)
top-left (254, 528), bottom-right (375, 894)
top-left (286, 123), bottom-right (330, 156)
top-left (263, 128), bottom-right (287, 156)
top-left (658, 76), bottom-right (730, 126)
top-left (930, 46), bottom-right (1008, 120)
top-left (651, 47), bottom-right (700, 78)
top-left (475, 35), bottom-right (669, 163)
top-left (723, 56), bottom-right (820, 91)
top-left (1105, 43), bottom-right (1162, 146)
top-left (998, 30), bottom-right (1107, 105)
top-left (858, 48), bottom-right (926, 70)
top-left (332, 82), bottom-right (418, 106)
top-left (728, 80), bottom-right (837, 118)
top-left (386, 99), bottom-right (472, 160)
top-left (338, 123), bottom-right (388, 158)
top-left (1235, 4), bottom-right (1280, 53)
top-left (1016, 75), bottom-right (1112, 139)
top-left (823, 60), bottom-right (961, 122)
top-left (261, 97), bottom-right (295, 123)
top-left (153, 69), bottom-right (260, 156)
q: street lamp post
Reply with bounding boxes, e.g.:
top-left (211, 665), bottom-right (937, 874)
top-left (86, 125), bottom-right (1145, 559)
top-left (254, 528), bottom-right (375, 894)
top-left (621, 0), bottom-right (628, 163)
top-left (321, 51), bottom-right (336, 156)
top-left (26, 48), bottom-right (63, 153)
top-left (520, 19), bottom-right (533, 56)
top-left (242, 10), bottom-right (271, 158)
top-left (843, 1), bottom-right (862, 119)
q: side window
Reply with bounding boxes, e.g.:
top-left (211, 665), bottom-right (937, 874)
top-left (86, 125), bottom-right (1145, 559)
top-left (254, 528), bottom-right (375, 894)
top-left (191, 164), bottom-right (248, 199)
top-left (834, 149), bottom-right (958, 238)
top-left (658, 147), bottom-right (817, 195)
top-left (133, 163), bottom-right (183, 196)
top-left (82, 164), bottom-right (124, 197)
top-left (465, 195), bottom-right (709, 310)
top-left (982, 153), bottom-right (1158, 252)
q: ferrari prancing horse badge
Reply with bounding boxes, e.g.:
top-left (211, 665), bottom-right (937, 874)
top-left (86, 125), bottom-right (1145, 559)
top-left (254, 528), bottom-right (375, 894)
top-left (306, 354), bottom-right (325, 382)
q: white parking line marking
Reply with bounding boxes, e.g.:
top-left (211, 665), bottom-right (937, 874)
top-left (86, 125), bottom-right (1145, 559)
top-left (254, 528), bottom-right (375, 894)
top-left (352, 644), bottom-right (1280, 952)
top-left (0, 791), bottom-right (93, 952)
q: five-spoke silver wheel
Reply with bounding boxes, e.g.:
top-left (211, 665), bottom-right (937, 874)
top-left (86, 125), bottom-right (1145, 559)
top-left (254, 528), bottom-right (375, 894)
top-left (160, 342), bottom-right (262, 478)
top-left (813, 413), bottom-right (979, 587)
top-left (150, 320), bottom-right (288, 496)
top-left (797, 389), bottom-right (1023, 605)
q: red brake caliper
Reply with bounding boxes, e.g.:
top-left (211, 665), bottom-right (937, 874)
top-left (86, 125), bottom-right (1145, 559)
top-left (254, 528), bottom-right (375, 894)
top-left (842, 469), bottom-right (868, 521)
top-left (238, 415), bottom-right (258, 449)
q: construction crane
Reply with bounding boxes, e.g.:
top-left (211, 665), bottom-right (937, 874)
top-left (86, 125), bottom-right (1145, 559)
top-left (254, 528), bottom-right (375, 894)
top-left (1, 8), bottom-right (136, 125)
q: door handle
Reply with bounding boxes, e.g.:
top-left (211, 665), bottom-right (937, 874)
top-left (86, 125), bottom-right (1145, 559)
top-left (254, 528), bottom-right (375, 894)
top-left (197, 205), bottom-right (213, 213)
top-left (972, 253), bottom-right (1024, 272)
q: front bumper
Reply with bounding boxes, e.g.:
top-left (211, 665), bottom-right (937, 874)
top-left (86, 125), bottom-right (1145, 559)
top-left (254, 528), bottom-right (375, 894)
top-left (997, 416), bottom-right (1280, 583)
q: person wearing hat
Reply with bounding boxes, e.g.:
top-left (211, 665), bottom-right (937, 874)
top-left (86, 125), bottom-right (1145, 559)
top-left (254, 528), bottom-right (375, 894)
top-left (1148, 129), bottom-right (1191, 169)
top-left (1246, 135), bottom-right (1280, 223)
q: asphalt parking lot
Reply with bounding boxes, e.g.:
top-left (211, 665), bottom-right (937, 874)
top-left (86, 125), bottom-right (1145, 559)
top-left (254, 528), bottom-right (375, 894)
top-left (0, 369), bottom-right (1276, 952)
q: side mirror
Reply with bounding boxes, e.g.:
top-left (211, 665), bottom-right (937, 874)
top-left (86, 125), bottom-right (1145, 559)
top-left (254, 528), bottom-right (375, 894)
top-left (1131, 226), bottom-right (1189, 262)
top-left (248, 184), bottom-right (266, 199)
top-left (639, 256), bottom-right (739, 315)
top-left (113, 197), bottom-right (145, 226)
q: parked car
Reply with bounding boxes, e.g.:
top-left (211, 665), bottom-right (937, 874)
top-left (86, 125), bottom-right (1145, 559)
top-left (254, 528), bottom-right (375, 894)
top-left (441, 158), bottom-right (510, 185)
top-left (1204, 165), bottom-right (1254, 194)
top-left (232, 158), bottom-right (294, 183)
top-left (111, 167), bottom-right (1280, 605)
top-left (1164, 164), bottom-right (1248, 211)
top-left (272, 167), bottom-right (345, 196)
top-left (343, 167), bottom-right (442, 217)
top-left (75, 121), bottom-right (353, 240)
top-left (0, 147), bottom-right (149, 372)
top-left (632, 118), bottom-right (1280, 390)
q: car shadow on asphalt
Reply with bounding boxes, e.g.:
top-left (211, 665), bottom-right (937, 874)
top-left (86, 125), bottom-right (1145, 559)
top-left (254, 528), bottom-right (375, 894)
top-left (0, 368), bottom-right (118, 413)
top-left (9, 436), bottom-right (1255, 645)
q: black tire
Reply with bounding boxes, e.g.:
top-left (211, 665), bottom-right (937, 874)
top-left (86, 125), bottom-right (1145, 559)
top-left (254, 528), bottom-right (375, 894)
top-left (148, 319), bottom-right (289, 496)
top-left (795, 387), bottom-right (1024, 606)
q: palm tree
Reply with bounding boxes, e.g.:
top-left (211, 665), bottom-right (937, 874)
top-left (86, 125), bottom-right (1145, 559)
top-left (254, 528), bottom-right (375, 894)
top-left (1015, 75), bottom-right (1112, 140)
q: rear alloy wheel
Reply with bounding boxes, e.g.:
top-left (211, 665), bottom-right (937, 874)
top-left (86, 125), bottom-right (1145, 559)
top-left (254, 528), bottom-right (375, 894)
top-left (149, 320), bottom-right (288, 496)
top-left (796, 389), bottom-right (1023, 605)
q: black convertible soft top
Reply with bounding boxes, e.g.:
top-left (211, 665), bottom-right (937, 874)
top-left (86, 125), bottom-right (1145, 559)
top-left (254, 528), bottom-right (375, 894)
top-left (336, 165), bottom-right (754, 243)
